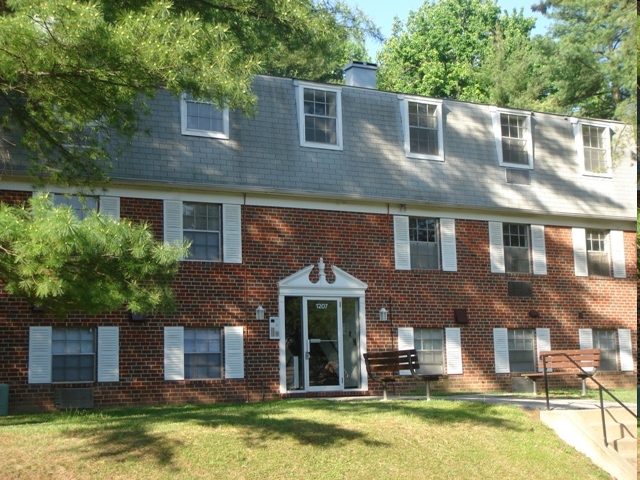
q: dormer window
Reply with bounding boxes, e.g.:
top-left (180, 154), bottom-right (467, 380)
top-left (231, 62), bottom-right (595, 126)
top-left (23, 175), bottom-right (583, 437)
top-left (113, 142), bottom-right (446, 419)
top-left (295, 81), bottom-right (343, 150)
top-left (181, 93), bottom-right (229, 139)
top-left (399, 96), bottom-right (443, 161)
top-left (491, 108), bottom-right (533, 169)
top-left (571, 119), bottom-right (612, 176)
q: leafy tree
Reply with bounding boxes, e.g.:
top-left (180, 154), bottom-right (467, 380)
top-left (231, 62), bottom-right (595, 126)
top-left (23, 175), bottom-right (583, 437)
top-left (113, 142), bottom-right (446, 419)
top-left (0, 0), bottom-right (380, 187)
top-left (530, 0), bottom-right (636, 122)
top-left (0, 193), bottom-right (187, 317)
top-left (0, 1), bottom-right (379, 316)
top-left (376, 0), bottom-right (535, 103)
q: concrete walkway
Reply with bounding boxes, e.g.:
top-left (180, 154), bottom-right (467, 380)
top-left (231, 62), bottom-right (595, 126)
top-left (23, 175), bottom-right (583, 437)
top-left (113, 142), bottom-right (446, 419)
top-left (328, 394), bottom-right (635, 411)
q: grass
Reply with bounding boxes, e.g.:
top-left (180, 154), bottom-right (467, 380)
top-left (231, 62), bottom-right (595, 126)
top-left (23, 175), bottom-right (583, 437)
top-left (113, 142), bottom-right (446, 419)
top-left (0, 398), bottom-right (617, 480)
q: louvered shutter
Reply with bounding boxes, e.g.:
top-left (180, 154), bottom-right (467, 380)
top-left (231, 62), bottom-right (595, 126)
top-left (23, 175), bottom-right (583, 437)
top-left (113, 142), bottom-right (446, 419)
top-left (29, 326), bottom-right (52, 384)
top-left (488, 222), bottom-right (505, 273)
top-left (493, 328), bottom-right (510, 373)
top-left (535, 328), bottom-right (551, 372)
top-left (445, 328), bottom-right (463, 374)
top-left (531, 225), bottom-right (547, 275)
top-left (572, 228), bottom-right (588, 276)
top-left (440, 218), bottom-right (457, 272)
top-left (578, 328), bottom-right (593, 349)
top-left (397, 327), bottom-right (414, 375)
top-left (97, 327), bottom-right (119, 382)
top-left (610, 230), bottom-right (626, 278)
top-left (617, 329), bottom-right (633, 372)
top-left (99, 196), bottom-right (120, 220)
top-left (578, 329), bottom-right (595, 373)
top-left (164, 327), bottom-right (184, 380)
top-left (394, 216), bottom-right (411, 270)
top-left (222, 204), bottom-right (242, 264)
top-left (224, 326), bottom-right (244, 379)
top-left (163, 200), bottom-right (184, 255)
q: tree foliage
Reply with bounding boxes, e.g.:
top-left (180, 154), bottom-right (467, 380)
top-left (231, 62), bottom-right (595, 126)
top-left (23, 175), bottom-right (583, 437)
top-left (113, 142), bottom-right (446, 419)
top-left (530, 0), bottom-right (636, 122)
top-left (0, 193), bottom-right (187, 317)
top-left (376, 0), bottom-right (535, 103)
top-left (0, 0), bottom-right (380, 187)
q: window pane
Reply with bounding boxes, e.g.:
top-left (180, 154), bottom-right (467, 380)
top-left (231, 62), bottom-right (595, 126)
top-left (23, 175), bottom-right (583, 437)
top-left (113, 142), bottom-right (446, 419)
top-left (183, 202), bottom-right (221, 261)
top-left (409, 217), bottom-right (440, 270)
top-left (408, 102), bottom-right (438, 155)
top-left (51, 328), bottom-right (95, 382)
top-left (184, 329), bottom-right (222, 379)
top-left (593, 330), bottom-right (617, 371)
top-left (303, 88), bottom-right (338, 145)
top-left (586, 230), bottom-right (610, 276)
top-left (507, 329), bottom-right (534, 372)
top-left (582, 125), bottom-right (607, 172)
top-left (500, 114), bottom-right (528, 165)
top-left (414, 328), bottom-right (444, 374)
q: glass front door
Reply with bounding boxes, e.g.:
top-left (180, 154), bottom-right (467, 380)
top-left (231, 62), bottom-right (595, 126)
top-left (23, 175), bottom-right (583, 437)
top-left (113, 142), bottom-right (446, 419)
top-left (305, 299), bottom-right (341, 390)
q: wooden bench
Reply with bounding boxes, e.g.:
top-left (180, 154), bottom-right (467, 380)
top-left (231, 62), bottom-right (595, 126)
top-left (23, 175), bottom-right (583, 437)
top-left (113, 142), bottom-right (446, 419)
top-left (363, 349), bottom-right (444, 401)
top-left (521, 348), bottom-right (600, 409)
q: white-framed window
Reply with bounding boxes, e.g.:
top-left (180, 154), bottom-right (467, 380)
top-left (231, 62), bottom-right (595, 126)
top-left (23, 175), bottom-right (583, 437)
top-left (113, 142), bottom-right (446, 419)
top-left (394, 216), bottom-right (457, 271)
top-left (572, 228), bottom-right (625, 278)
top-left (180, 93), bottom-right (229, 139)
top-left (488, 222), bottom-right (547, 275)
top-left (295, 81), bottom-right (342, 150)
top-left (184, 328), bottom-right (222, 379)
top-left (409, 217), bottom-right (441, 270)
top-left (571, 118), bottom-right (612, 176)
top-left (398, 327), bottom-right (463, 375)
top-left (579, 328), bottom-right (634, 372)
top-left (28, 326), bottom-right (119, 384)
top-left (51, 193), bottom-right (120, 220)
top-left (493, 328), bottom-right (550, 373)
top-left (491, 108), bottom-right (533, 169)
top-left (399, 96), bottom-right (443, 161)
top-left (163, 200), bottom-right (242, 263)
top-left (164, 326), bottom-right (244, 380)
top-left (414, 328), bottom-right (444, 375)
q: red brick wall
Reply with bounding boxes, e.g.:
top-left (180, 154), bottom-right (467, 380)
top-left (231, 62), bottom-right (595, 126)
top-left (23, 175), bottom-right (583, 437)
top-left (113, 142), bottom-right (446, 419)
top-left (0, 194), bottom-right (636, 412)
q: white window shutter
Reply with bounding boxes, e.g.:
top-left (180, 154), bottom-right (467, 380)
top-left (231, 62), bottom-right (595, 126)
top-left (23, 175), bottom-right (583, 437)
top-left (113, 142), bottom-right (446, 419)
top-left (493, 328), bottom-right (510, 373)
top-left (397, 327), bottom-right (414, 375)
top-left (578, 328), bottom-right (593, 349)
top-left (617, 329), bottom-right (633, 372)
top-left (572, 228), bottom-right (588, 276)
top-left (222, 204), bottom-right (242, 264)
top-left (164, 327), bottom-right (184, 380)
top-left (535, 328), bottom-right (551, 372)
top-left (393, 216), bottom-right (411, 270)
top-left (610, 230), bottom-right (626, 278)
top-left (445, 328), bottom-right (463, 375)
top-left (164, 200), bottom-right (183, 252)
top-left (531, 225), bottom-right (547, 275)
top-left (97, 327), bottom-right (119, 382)
top-left (29, 326), bottom-right (52, 384)
top-left (440, 218), bottom-right (457, 272)
top-left (488, 222), bottom-right (505, 273)
top-left (99, 196), bottom-right (120, 220)
top-left (224, 326), bottom-right (244, 379)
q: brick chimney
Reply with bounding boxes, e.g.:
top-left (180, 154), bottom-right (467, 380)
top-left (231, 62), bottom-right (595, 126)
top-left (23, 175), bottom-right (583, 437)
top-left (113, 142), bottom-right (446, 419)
top-left (344, 61), bottom-right (378, 89)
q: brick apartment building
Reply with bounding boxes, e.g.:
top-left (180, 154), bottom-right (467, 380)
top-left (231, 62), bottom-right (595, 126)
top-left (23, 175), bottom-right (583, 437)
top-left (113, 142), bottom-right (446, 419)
top-left (0, 63), bottom-right (636, 412)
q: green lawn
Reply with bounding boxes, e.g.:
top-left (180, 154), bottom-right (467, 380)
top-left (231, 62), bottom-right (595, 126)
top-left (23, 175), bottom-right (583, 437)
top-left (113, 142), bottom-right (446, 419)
top-left (0, 399), bottom-right (615, 480)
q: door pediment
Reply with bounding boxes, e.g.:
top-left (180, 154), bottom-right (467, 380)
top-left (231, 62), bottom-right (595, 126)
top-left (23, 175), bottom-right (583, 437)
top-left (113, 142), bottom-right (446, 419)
top-left (278, 258), bottom-right (367, 297)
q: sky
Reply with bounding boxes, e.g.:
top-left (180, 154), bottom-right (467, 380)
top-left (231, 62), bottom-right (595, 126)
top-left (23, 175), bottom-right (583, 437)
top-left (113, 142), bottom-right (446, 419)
top-left (343, 0), bottom-right (552, 60)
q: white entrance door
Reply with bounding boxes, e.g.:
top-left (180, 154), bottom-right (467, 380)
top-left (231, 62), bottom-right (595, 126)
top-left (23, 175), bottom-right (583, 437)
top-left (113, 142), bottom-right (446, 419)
top-left (305, 298), bottom-right (342, 391)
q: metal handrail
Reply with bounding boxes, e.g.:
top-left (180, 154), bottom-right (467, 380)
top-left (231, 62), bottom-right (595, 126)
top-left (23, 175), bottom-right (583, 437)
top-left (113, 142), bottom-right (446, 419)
top-left (542, 352), bottom-right (637, 447)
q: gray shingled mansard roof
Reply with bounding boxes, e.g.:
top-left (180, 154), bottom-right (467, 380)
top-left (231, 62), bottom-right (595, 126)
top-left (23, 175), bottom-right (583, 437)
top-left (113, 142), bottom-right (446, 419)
top-left (2, 74), bottom-right (636, 223)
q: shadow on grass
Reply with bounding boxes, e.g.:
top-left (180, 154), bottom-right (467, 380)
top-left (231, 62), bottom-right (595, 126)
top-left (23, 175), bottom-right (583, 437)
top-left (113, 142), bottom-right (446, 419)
top-left (1, 399), bottom-right (528, 470)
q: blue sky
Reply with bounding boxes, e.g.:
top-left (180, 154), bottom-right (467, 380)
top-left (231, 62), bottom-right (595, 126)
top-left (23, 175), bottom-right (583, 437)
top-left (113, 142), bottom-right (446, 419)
top-left (344, 0), bottom-right (551, 59)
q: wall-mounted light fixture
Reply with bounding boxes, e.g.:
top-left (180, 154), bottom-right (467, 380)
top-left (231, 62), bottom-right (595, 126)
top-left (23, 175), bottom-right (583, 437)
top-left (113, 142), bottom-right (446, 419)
top-left (528, 310), bottom-right (540, 318)
top-left (379, 307), bottom-right (388, 322)
top-left (256, 305), bottom-right (265, 320)
top-left (578, 311), bottom-right (585, 319)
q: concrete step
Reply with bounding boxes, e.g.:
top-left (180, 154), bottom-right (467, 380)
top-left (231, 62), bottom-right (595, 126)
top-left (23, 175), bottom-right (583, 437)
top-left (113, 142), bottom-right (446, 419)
top-left (540, 408), bottom-right (637, 480)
